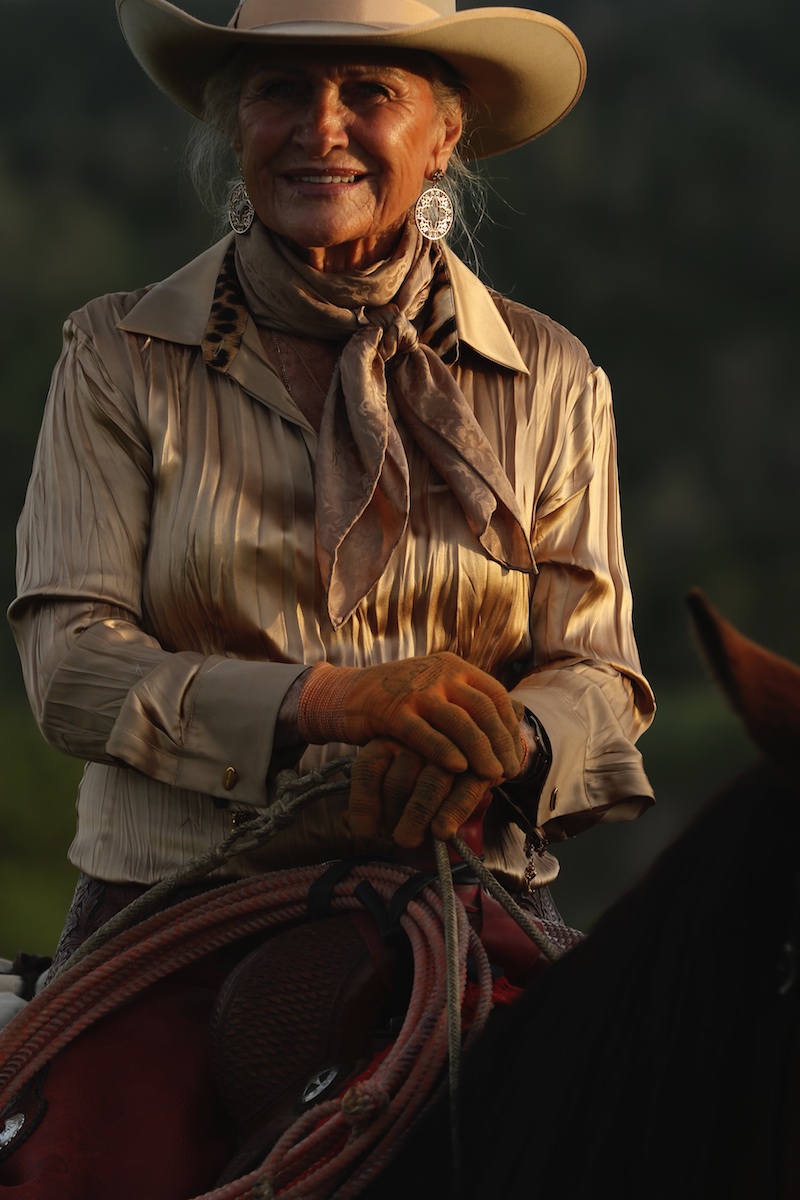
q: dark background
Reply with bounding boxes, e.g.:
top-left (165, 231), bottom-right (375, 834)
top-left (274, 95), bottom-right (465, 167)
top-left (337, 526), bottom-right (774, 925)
top-left (1, 0), bottom-right (797, 950)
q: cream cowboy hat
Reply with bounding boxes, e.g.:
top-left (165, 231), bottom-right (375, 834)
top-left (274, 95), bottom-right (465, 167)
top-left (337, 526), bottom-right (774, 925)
top-left (116, 0), bottom-right (586, 159)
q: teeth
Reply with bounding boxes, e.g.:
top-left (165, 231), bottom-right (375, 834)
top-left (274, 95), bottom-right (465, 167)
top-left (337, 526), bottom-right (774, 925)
top-left (297, 174), bottom-right (358, 184)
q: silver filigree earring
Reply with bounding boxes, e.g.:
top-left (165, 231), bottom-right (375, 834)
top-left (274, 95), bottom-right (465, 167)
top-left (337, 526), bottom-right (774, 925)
top-left (414, 169), bottom-right (453, 241)
top-left (228, 177), bottom-right (254, 234)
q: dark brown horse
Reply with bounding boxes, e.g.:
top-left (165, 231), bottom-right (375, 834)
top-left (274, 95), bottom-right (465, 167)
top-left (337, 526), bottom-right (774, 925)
top-left (1, 593), bottom-right (798, 1198)
top-left (362, 590), bottom-right (800, 1200)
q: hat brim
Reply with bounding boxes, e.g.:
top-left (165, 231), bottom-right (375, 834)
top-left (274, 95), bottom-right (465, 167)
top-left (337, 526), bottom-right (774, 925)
top-left (116, 0), bottom-right (586, 159)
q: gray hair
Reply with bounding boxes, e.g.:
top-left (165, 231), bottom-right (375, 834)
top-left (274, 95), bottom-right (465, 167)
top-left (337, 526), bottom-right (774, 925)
top-left (184, 50), bottom-right (487, 264)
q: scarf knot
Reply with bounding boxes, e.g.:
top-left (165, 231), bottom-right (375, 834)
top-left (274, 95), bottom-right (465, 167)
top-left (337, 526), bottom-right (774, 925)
top-left (366, 304), bottom-right (420, 363)
top-left (235, 219), bottom-right (535, 629)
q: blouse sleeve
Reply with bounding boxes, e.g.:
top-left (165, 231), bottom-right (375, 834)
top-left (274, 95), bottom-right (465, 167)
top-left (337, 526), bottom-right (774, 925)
top-left (510, 364), bottom-right (656, 837)
top-left (8, 309), bottom-right (307, 808)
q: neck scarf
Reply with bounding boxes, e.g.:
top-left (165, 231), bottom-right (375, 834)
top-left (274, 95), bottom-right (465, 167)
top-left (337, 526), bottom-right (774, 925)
top-left (236, 220), bottom-right (534, 629)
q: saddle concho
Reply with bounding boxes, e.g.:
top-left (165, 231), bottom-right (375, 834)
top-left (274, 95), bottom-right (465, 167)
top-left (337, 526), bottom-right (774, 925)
top-left (210, 912), bottom-right (396, 1186)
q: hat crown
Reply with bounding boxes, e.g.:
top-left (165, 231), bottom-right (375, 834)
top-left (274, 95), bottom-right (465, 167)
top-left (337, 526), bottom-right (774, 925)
top-left (229, 0), bottom-right (452, 32)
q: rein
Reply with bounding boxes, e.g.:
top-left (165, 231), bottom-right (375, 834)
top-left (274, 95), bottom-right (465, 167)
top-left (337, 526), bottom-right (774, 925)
top-left (0, 759), bottom-right (563, 1199)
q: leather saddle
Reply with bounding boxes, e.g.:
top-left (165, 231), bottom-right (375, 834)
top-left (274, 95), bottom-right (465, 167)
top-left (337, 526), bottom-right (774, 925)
top-left (210, 912), bottom-right (394, 1185)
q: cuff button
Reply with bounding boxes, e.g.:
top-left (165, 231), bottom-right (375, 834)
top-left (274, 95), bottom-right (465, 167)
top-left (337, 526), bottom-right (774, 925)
top-left (223, 766), bottom-right (238, 791)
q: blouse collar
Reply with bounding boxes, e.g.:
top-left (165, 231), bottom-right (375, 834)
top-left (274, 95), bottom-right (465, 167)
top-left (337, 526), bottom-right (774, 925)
top-left (118, 234), bottom-right (530, 377)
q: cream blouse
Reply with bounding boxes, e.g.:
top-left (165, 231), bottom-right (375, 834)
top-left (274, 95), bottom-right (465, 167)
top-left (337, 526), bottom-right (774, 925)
top-left (9, 236), bottom-right (655, 889)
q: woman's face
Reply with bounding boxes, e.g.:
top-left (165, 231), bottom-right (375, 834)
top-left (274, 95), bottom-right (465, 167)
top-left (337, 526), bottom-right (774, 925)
top-left (233, 48), bottom-right (463, 272)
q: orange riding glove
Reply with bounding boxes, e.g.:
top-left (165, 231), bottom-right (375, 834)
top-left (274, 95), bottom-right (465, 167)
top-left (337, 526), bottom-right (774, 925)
top-left (296, 651), bottom-right (522, 781)
top-left (348, 736), bottom-right (495, 848)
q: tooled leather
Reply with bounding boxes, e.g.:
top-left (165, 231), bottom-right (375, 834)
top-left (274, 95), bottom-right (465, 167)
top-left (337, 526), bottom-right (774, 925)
top-left (210, 913), bottom-right (390, 1183)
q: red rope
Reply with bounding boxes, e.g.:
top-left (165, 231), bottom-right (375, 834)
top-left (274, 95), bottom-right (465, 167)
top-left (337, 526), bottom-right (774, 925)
top-left (0, 861), bottom-right (495, 1200)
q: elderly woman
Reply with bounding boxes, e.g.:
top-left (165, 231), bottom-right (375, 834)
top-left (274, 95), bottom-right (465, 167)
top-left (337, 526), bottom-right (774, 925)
top-left (6, 0), bottom-right (655, 1194)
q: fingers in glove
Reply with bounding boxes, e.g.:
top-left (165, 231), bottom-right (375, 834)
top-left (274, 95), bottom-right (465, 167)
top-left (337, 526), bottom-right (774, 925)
top-left (390, 762), bottom-right (457, 848)
top-left (349, 738), bottom-right (424, 839)
top-left (386, 722), bottom-right (470, 776)
top-left (433, 682), bottom-right (522, 777)
top-left (297, 652), bottom-right (521, 778)
top-left (431, 774), bottom-right (496, 842)
top-left (386, 657), bottom-right (521, 778)
top-left (390, 766), bottom-right (494, 849)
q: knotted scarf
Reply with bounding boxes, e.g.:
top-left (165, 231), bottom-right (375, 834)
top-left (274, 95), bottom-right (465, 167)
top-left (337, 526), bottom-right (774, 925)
top-left (235, 219), bottom-right (534, 629)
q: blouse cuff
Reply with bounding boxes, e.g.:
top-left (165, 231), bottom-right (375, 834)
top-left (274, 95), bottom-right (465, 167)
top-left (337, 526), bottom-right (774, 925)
top-left (509, 683), bottom-right (655, 837)
top-left (106, 656), bottom-right (310, 806)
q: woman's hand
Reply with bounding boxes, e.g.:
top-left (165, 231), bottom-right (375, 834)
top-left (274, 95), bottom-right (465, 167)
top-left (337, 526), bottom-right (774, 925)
top-left (296, 651), bottom-right (522, 780)
top-left (348, 736), bottom-right (496, 848)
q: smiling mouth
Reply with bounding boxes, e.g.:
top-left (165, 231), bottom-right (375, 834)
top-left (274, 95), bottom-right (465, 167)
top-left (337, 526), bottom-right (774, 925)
top-left (290, 172), bottom-right (363, 185)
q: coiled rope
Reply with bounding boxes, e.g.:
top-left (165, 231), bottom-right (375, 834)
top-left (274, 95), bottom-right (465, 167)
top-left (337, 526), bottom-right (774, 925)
top-left (0, 758), bottom-right (563, 1198)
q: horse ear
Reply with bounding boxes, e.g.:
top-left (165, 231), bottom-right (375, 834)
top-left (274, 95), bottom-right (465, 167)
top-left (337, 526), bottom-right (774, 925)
top-left (687, 588), bottom-right (800, 776)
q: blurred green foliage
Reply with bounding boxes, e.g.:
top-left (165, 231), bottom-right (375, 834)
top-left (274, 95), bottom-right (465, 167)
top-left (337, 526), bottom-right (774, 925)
top-left (0, 705), bottom-right (82, 954)
top-left (0, 0), bottom-right (797, 945)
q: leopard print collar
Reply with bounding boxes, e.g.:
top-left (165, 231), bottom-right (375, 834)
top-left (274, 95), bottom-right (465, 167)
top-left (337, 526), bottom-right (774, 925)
top-left (201, 242), bottom-right (249, 372)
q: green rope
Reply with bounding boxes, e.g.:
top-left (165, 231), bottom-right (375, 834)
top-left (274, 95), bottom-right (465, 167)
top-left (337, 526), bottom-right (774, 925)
top-left (52, 760), bottom-right (563, 982)
top-left (434, 837), bottom-right (465, 1184)
top-left (449, 834), bottom-right (564, 962)
top-left (51, 758), bottom-right (354, 980)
